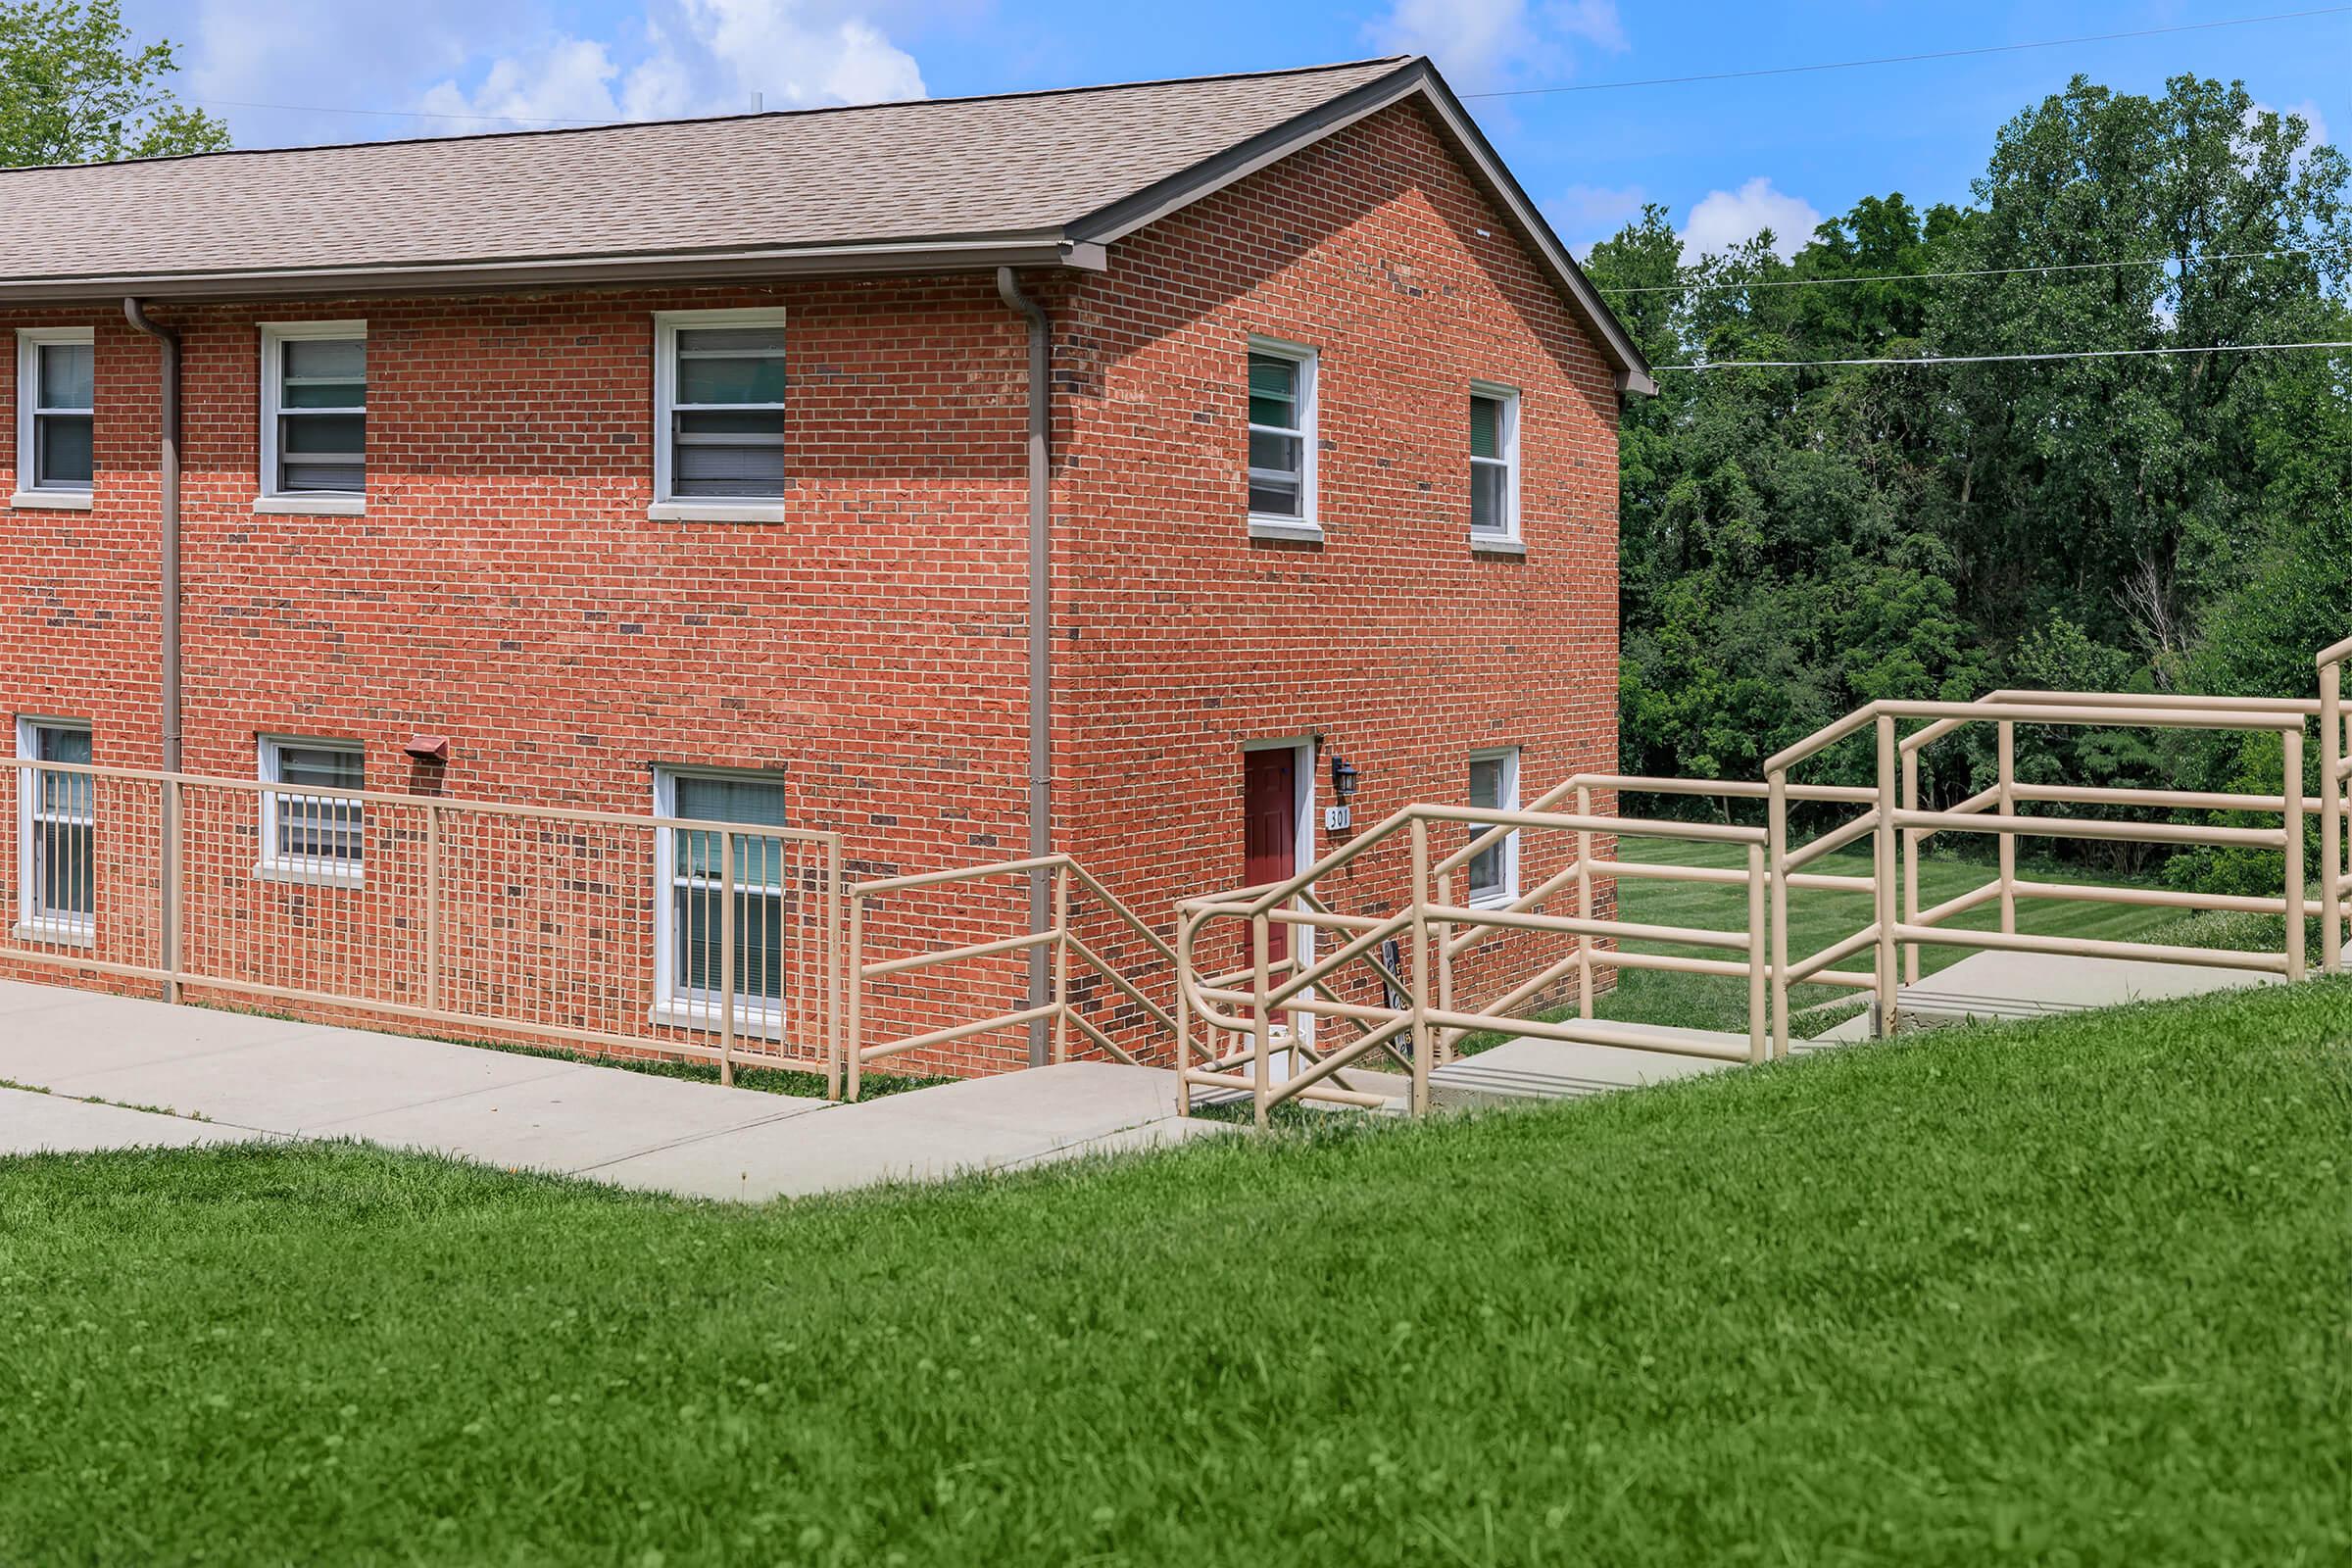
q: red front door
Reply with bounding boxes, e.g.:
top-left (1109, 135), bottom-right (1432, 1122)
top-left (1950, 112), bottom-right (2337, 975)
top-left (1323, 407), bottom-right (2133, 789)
top-left (1244, 747), bottom-right (1298, 963)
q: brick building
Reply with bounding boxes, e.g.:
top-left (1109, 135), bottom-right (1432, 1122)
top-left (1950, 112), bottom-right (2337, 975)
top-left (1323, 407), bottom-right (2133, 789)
top-left (0, 57), bottom-right (1649, 1077)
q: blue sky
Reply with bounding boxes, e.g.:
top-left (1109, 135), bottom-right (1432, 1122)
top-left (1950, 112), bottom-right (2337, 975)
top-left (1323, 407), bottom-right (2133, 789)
top-left (120, 2), bottom-right (2349, 260)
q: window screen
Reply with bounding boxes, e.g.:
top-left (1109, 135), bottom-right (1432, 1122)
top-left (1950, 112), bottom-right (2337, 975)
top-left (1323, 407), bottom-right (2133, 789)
top-left (665, 770), bottom-right (789, 1008)
top-left (29, 340), bottom-right (93, 490)
top-left (1247, 351), bottom-right (1309, 518)
top-left (265, 739), bottom-right (365, 866)
top-left (274, 336), bottom-right (367, 494)
top-left (667, 325), bottom-right (786, 499)
top-left (1470, 391), bottom-right (1513, 535)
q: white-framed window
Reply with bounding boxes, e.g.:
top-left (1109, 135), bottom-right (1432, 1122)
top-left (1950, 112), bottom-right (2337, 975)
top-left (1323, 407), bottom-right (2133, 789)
top-left (259, 321), bottom-right (367, 509)
top-left (16, 717), bottom-right (94, 940)
top-left (1469, 383), bottom-right (1520, 542)
top-left (15, 327), bottom-right (95, 503)
top-left (258, 736), bottom-right (365, 884)
top-left (1468, 747), bottom-right (1521, 906)
top-left (653, 765), bottom-right (789, 1034)
top-left (1246, 338), bottom-right (1318, 536)
top-left (652, 309), bottom-right (787, 518)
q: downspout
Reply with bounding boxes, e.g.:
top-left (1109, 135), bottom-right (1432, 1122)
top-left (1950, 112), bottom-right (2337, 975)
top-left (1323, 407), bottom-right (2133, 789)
top-left (996, 267), bottom-right (1053, 1069)
top-left (123, 297), bottom-right (182, 998)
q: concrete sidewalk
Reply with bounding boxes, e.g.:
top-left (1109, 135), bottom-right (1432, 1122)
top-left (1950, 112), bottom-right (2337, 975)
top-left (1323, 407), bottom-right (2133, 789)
top-left (0, 980), bottom-right (1223, 1199)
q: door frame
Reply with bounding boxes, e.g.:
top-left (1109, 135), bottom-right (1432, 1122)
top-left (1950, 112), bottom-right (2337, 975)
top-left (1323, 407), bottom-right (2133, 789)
top-left (1240, 733), bottom-right (1317, 1043)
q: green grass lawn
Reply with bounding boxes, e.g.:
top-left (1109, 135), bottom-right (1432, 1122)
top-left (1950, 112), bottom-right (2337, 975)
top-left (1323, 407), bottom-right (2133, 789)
top-left (1593, 836), bottom-right (2222, 1035)
top-left (5, 980), bottom-right (2348, 1565)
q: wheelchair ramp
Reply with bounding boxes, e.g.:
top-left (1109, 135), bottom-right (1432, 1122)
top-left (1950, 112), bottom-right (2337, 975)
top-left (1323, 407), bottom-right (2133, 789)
top-left (1429, 1023), bottom-right (1752, 1106)
top-left (1808, 951), bottom-right (2280, 1041)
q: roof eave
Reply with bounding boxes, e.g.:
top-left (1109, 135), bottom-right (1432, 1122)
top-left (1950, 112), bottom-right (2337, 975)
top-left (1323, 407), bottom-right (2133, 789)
top-left (1064, 57), bottom-right (1656, 397)
top-left (0, 233), bottom-right (1107, 306)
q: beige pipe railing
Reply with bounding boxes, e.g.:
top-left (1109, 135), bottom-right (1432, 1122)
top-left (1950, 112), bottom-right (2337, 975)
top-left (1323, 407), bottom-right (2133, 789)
top-left (1179, 800), bottom-right (1774, 1128)
top-left (1, 757), bottom-right (844, 1091)
top-left (2318, 636), bottom-right (2352, 974)
top-left (16, 640), bottom-right (2352, 1126)
top-left (844, 853), bottom-right (1179, 1099)
top-left (1772, 693), bottom-right (2328, 1054)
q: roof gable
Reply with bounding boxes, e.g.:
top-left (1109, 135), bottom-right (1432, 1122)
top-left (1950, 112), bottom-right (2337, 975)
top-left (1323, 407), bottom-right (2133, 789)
top-left (1065, 60), bottom-right (1651, 394)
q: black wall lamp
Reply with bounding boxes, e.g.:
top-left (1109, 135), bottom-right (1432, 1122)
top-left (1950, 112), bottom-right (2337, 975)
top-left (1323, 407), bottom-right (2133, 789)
top-left (1330, 754), bottom-right (1360, 800)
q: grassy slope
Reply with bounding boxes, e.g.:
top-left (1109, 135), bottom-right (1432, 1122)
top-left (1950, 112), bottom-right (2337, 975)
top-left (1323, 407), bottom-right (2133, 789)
top-left (1594, 839), bottom-right (2206, 1034)
top-left (4, 982), bottom-right (2348, 1565)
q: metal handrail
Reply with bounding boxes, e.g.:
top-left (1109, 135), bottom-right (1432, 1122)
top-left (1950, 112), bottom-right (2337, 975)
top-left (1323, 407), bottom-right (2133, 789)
top-left (0, 760), bottom-right (844, 1091)
top-left (1900, 688), bottom-right (2322, 754)
top-left (845, 852), bottom-right (1178, 1097)
top-left (2322, 640), bottom-right (2351, 973)
top-left (16, 642), bottom-right (2352, 1124)
top-left (1178, 799), bottom-right (1773, 1126)
top-left (0, 756), bottom-right (835, 844)
top-left (1766, 685), bottom-right (2335, 1055)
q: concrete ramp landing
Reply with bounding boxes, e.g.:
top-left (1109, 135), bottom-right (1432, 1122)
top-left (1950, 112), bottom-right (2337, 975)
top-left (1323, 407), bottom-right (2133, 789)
top-left (1814, 951), bottom-right (2278, 1041)
top-left (1433, 949), bottom-right (2278, 1107)
top-left (1429, 1023), bottom-right (1750, 1107)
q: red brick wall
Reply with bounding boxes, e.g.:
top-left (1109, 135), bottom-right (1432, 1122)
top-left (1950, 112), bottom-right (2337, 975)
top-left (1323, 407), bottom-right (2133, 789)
top-left (1, 279), bottom-right (1044, 1071)
top-left (1, 100), bottom-right (1622, 1076)
top-left (1050, 100), bottom-right (1622, 1047)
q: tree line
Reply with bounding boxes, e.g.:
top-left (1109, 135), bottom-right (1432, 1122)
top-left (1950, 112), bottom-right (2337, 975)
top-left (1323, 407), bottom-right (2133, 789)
top-left (1582, 74), bottom-right (2352, 885)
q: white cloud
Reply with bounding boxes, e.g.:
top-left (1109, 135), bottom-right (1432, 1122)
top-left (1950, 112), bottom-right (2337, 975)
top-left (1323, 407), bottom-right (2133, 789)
top-left (1545, 0), bottom-right (1626, 52)
top-left (670, 0), bottom-right (925, 109)
top-left (1549, 182), bottom-right (1645, 254)
top-left (416, 36), bottom-right (631, 128)
top-left (148, 0), bottom-right (510, 140)
top-left (2241, 98), bottom-right (2333, 164)
top-left (121, 0), bottom-right (925, 145)
top-left (420, 0), bottom-right (926, 129)
top-left (1679, 177), bottom-right (1822, 265)
top-left (2289, 99), bottom-right (2334, 153)
top-left (1370, 0), bottom-right (1527, 94)
top-left (1367, 0), bottom-right (1626, 95)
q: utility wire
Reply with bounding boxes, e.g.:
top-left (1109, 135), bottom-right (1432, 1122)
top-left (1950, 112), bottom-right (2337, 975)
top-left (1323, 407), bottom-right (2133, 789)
top-left (1459, 6), bottom-right (2352, 98)
top-left (195, 97), bottom-right (612, 126)
top-left (184, 5), bottom-right (2352, 130)
top-left (1656, 340), bottom-right (2352, 370)
top-left (1602, 247), bottom-right (2331, 295)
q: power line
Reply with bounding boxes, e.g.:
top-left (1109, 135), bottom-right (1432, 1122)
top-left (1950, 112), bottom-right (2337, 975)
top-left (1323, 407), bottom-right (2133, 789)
top-left (1459, 6), bottom-right (2352, 99)
top-left (196, 97), bottom-right (612, 126)
top-left (1656, 341), bottom-right (2352, 370)
top-left (1602, 247), bottom-right (2331, 296)
top-left (183, 5), bottom-right (2352, 130)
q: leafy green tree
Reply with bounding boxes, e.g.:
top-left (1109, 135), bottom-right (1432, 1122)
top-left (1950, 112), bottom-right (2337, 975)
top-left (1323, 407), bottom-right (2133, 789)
top-left (0, 0), bottom-right (225, 167)
top-left (1587, 71), bottom-right (2351, 855)
top-left (1926, 76), bottom-right (2350, 673)
top-left (1590, 200), bottom-right (1988, 807)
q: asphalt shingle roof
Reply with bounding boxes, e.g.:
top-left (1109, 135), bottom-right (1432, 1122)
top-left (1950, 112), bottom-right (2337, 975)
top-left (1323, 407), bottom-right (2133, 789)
top-left (0, 59), bottom-right (1407, 284)
top-left (0, 56), bottom-right (1650, 388)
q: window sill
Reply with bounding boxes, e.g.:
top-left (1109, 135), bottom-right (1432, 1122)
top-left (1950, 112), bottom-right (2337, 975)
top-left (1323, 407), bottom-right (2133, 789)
top-left (254, 859), bottom-right (367, 890)
top-left (649, 501), bottom-right (788, 524)
top-left (11, 920), bottom-right (95, 948)
top-left (1469, 535), bottom-right (1526, 557)
top-left (1467, 891), bottom-right (1519, 912)
top-left (651, 999), bottom-right (787, 1042)
top-left (11, 490), bottom-right (92, 512)
top-left (1247, 517), bottom-right (1324, 544)
top-left (254, 495), bottom-right (365, 516)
